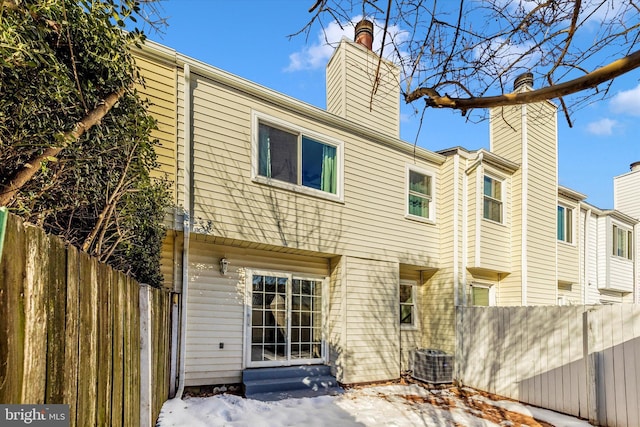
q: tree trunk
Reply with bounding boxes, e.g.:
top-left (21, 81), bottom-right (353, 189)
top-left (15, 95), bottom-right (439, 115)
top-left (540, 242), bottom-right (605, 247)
top-left (0, 89), bottom-right (125, 207)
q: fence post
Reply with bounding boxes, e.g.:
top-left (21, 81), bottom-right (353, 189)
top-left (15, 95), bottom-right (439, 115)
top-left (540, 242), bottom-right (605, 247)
top-left (0, 207), bottom-right (7, 263)
top-left (583, 308), bottom-right (599, 425)
top-left (139, 284), bottom-right (152, 427)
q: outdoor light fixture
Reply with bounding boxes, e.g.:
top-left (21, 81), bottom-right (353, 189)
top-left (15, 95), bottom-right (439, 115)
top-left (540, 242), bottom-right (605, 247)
top-left (219, 257), bottom-right (229, 275)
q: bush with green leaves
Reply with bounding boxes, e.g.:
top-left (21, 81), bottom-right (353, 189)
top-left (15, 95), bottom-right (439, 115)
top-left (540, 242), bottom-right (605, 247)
top-left (0, 0), bottom-right (170, 287)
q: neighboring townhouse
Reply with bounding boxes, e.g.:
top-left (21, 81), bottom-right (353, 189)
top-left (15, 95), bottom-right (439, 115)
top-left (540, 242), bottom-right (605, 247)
top-left (132, 22), bottom-right (637, 391)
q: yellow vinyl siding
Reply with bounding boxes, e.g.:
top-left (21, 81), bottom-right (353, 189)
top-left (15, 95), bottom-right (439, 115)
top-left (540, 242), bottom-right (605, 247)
top-left (184, 239), bottom-right (330, 386)
top-left (178, 71), bottom-right (439, 265)
top-left (342, 257), bottom-right (399, 383)
top-left (421, 268), bottom-right (455, 353)
top-left (326, 40), bottom-right (399, 138)
top-left (614, 169), bottom-right (640, 216)
top-left (134, 53), bottom-right (178, 199)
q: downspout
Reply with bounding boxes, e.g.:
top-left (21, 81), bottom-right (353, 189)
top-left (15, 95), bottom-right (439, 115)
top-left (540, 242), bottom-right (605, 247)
top-left (461, 156), bottom-right (468, 307)
top-left (176, 63), bottom-right (192, 399)
top-left (521, 105), bottom-right (528, 306)
top-left (583, 207), bottom-right (591, 304)
top-left (453, 154), bottom-right (460, 307)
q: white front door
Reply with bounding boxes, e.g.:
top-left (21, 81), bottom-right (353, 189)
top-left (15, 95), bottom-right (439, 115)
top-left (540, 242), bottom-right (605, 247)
top-left (245, 271), bottom-right (325, 368)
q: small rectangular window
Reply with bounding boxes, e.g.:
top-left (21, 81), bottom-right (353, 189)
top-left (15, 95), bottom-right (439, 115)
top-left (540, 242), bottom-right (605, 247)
top-left (256, 120), bottom-right (340, 197)
top-left (483, 175), bottom-right (503, 223)
top-left (613, 225), bottom-right (633, 260)
top-left (399, 281), bottom-right (416, 328)
top-left (407, 169), bottom-right (433, 220)
top-left (557, 205), bottom-right (573, 243)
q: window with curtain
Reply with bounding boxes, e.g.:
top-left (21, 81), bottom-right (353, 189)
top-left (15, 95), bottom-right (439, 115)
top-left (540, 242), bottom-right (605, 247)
top-left (483, 175), bottom-right (503, 223)
top-left (258, 122), bottom-right (338, 195)
top-left (612, 225), bottom-right (633, 260)
top-left (407, 169), bottom-right (433, 220)
top-left (557, 205), bottom-right (573, 243)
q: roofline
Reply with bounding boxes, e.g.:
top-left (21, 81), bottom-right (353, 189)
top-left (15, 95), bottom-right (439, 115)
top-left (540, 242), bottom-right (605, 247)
top-left (558, 185), bottom-right (587, 201)
top-left (476, 149), bottom-right (520, 173)
top-left (579, 202), bottom-right (638, 224)
top-left (138, 40), bottom-right (446, 166)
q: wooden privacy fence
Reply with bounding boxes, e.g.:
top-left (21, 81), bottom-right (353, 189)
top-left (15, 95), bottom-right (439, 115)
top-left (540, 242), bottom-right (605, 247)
top-left (0, 212), bottom-right (172, 427)
top-left (456, 305), bottom-right (640, 427)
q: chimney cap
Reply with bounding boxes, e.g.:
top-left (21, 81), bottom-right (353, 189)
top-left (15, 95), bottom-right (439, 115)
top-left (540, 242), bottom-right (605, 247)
top-left (354, 19), bottom-right (374, 50)
top-left (514, 72), bottom-right (534, 91)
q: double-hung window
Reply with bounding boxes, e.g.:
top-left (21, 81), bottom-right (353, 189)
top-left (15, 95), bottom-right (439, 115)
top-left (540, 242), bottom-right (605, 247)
top-left (557, 205), bottom-right (573, 243)
top-left (254, 114), bottom-right (343, 200)
top-left (406, 166), bottom-right (435, 222)
top-left (612, 225), bottom-right (633, 260)
top-left (399, 281), bottom-right (417, 328)
top-left (483, 175), bottom-right (503, 223)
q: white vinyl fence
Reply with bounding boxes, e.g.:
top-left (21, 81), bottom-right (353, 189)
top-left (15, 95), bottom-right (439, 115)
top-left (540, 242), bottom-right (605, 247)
top-left (455, 305), bottom-right (640, 427)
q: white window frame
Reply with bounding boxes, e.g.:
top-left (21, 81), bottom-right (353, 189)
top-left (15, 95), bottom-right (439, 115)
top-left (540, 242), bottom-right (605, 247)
top-left (612, 224), bottom-right (633, 260)
top-left (243, 268), bottom-right (328, 369)
top-left (557, 204), bottom-right (574, 244)
top-left (482, 173), bottom-right (504, 224)
top-left (251, 111), bottom-right (344, 202)
top-left (405, 164), bottom-right (437, 223)
top-left (470, 283), bottom-right (496, 306)
top-left (399, 280), bottom-right (418, 330)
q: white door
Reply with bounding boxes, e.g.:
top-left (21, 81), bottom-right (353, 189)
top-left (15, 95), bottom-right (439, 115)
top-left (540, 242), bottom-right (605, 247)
top-left (246, 271), bottom-right (325, 367)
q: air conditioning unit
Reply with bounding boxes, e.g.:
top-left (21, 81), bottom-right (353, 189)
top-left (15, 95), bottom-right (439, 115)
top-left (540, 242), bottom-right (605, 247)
top-left (411, 349), bottom-right (453, 384)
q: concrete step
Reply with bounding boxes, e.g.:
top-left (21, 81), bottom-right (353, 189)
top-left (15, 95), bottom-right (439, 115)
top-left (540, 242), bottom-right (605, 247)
top-left (242, 365), bottom-right (332, 382)
top-left (244, 374), bottom-right (338, 395)
top-left (247, 386), bottom-right (343, 402)
top-left (242, 366), bottom-right (341, 401)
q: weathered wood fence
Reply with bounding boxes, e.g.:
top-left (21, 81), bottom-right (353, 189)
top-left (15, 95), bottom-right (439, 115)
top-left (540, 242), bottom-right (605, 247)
top-left (0, 212), bottom-right (172, 426)
top-left (456, 305), bottom-right (640, 427)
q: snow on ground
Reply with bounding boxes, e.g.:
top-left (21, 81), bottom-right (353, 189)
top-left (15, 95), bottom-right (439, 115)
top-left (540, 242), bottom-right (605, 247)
top-left (157, 384), bottom-right (592, 427)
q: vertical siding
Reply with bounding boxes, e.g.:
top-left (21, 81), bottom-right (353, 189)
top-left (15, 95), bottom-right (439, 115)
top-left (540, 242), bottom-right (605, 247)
top-left (184, 240), bottom-right (329, 386)
top-left (342, 257), bottom-right (399, 383)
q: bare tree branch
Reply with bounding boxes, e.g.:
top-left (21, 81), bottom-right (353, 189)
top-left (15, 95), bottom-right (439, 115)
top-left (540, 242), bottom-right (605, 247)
top-left (406, 49), bottom-right (640, 110)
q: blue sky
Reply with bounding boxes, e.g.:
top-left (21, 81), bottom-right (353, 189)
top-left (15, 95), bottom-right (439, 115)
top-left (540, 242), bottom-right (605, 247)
top-left (143, 0), bottom-right (639, 208)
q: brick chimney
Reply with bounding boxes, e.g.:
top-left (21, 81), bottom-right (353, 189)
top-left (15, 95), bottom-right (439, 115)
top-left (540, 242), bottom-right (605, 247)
top-left (354, 20), bottom-right (374, 50)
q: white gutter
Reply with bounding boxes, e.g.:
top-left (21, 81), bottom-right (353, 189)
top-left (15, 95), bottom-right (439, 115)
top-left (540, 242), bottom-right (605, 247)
top-left (521, 104), bottom-right (528, 306)
top-left (176, 63), bottom-right (192, 399)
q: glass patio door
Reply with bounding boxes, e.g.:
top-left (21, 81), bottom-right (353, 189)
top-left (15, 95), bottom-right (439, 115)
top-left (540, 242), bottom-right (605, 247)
top-left (247, 272), bottom-right (324, 367)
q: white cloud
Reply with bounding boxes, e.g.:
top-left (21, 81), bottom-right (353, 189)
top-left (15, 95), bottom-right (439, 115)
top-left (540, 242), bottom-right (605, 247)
top-left (285, 16), bottom-right (408, 72)
top-left (586, 118), bottom-right (618, 135)
top-left (610, 84), bottom-right (640, 116)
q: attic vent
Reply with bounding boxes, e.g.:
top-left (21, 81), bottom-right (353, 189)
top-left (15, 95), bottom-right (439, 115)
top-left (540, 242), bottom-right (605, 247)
top-left (513, 72), bottom-right (534, 91)
top-left (411, 349), bottom-right (453, 384)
